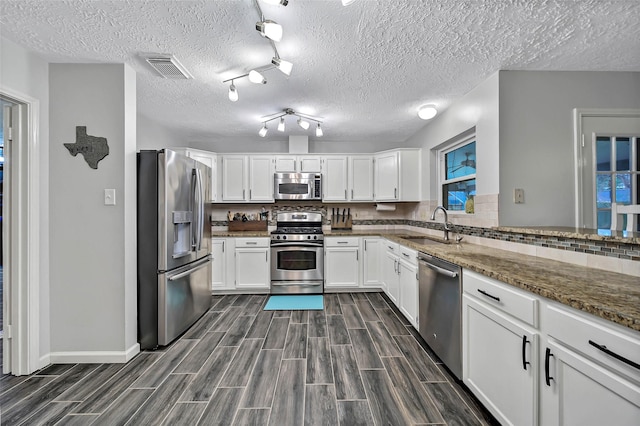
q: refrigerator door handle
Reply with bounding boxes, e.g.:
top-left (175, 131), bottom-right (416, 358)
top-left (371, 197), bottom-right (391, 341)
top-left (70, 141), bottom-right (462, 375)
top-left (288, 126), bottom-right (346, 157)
top-left (168, 257), bottom-right (211, 281)
top-left (194, 168), bottom-right (204, 251)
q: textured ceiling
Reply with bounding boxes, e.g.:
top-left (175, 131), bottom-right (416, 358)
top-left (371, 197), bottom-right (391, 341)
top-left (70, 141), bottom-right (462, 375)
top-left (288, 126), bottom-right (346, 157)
top-left (1, 0), bottom-right (639, 146)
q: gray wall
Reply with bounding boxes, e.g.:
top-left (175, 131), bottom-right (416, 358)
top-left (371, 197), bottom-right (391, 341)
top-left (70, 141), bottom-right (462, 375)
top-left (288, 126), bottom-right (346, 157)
top-left (0, 36), bottom-right (51, 362)
top-left (405, 72), bottom-right (500, 201)
top-left (498, 71), bottom-right (640, 226)
top-left (49, 64), bottom-right (137, 356)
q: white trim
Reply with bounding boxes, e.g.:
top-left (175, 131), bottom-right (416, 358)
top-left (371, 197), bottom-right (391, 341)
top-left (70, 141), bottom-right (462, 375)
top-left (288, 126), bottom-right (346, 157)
top-left (49, 343), bottom-right (140, 364)
top-left (0, 85), bottom-right (41, 375)
top-left (573, 108), bottom-right (640, 228)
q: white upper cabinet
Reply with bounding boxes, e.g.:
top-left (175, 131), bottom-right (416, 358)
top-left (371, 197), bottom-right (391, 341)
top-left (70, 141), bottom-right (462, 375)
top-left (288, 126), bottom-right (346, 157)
top-left (349, 156), bottom-right (374, 201)
top-left (248, 156), bottom-right (275, 201)
top-left (222, 155), bottom-right (274, 202)
top-left (374, 149), bottom-right (420, 202)
top-left (221, 155), bottom-right (247, 201)
top-left (275, 155), bottom-right (322, 172)
top-left (322, 156), bottom-right (348, 201)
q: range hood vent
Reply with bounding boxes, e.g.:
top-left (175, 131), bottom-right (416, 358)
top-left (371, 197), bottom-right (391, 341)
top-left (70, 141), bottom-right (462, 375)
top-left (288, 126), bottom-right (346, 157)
top-left (144, 55), bottom-right (193, 79)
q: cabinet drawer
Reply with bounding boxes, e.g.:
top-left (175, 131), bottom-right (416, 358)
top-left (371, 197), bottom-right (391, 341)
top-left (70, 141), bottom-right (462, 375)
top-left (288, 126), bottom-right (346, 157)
top-left (399, 246), bottom-right (417, 265)
top-left (325, 237), bottom-right (359, 247)
top-left (234, 237), bottom-right (269, 248)
top-left (384, 240), bottom-right (399, 253)
top-left (546, 302), bottom-right (640, 380)
top-left (463, 270), bottom-right (538, 327)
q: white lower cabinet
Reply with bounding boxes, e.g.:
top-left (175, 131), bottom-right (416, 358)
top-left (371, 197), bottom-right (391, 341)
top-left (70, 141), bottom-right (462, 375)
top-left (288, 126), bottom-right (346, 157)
top-left (463, 269), bottom-right (640, 426)
top-left (234, 238), bottom-right (270, 289)
top-left (398, 246), bottom-right (418, 329)
top-left (463, 293), bottom-right (538, 426)
top-left (382, 241), bottom-right (400, 305)
top-left (325, 237), bottom-right (360, 288)
top-left (362, 237), bottom-right (382, 288)
top-left (211, 238), bottom-right (235, 290)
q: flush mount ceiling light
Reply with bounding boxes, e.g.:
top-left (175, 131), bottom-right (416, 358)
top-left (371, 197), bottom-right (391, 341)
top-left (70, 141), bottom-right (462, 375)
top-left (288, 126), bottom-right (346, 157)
top-left (258, 108), bottom-right (324, 137)
top-left (256, 19), bottom-right (283, 42)
top-left (259, 123), bottom-right (268, 137)
top-left (228, 81), bottom-right (238, 102)
top-left (418, 104), bottom-right (438, 120)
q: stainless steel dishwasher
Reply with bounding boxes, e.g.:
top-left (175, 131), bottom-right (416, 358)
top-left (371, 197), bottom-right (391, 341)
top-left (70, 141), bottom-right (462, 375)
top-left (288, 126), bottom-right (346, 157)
top-left (418, 253), bottom-right (462, 380)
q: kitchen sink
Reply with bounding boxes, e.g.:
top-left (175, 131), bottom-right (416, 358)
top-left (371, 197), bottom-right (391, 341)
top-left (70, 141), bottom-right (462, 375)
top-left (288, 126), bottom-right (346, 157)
top-left (401, 236), bottom-right (451, 246)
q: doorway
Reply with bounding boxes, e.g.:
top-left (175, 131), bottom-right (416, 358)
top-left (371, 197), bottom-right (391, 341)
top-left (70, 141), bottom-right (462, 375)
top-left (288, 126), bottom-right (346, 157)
top-left (575, 109), bottom-right (640, 230)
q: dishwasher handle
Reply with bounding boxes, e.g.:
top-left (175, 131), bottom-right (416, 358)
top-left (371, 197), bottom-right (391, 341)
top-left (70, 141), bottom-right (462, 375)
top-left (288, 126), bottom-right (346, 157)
top-left (419, 259), bottom-right (458, 278)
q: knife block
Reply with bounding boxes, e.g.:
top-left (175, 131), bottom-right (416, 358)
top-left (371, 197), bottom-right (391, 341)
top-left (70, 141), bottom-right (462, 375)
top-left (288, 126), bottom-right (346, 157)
top-left (331, 214), bottom-right (352, 230)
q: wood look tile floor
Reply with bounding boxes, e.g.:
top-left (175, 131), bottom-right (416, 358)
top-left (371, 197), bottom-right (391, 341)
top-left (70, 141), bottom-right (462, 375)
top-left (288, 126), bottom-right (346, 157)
top-left (0, 292), bottom-right (498, 426)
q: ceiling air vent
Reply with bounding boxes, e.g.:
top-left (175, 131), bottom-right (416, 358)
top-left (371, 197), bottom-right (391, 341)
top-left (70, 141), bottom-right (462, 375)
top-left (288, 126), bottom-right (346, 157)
top-left (144, 55), bottom-right (193, 79)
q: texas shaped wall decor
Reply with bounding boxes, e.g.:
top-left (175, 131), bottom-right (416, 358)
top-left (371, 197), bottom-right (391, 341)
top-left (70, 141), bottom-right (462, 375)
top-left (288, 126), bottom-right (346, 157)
top-left (64, 126), bottom-right (109, 169)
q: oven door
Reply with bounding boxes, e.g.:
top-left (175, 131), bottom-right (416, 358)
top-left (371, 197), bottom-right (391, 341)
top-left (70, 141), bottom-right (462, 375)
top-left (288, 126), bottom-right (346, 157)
top-left (271, 242), bottom-right (323, 282)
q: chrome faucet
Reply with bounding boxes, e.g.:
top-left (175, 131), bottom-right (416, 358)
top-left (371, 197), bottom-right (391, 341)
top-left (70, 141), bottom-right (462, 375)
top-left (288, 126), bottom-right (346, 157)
top-left (430, 206), bottom-right (453, 241)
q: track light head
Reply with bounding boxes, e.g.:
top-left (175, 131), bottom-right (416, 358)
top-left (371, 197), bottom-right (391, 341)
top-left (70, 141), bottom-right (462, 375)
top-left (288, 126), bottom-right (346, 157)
top-left (315, 123), bottom-right (323, 137)
top-left (228, 82), bottom-right (238, 102)
top-left (271, 57), bottom-right (293, 76)
top-left (248, 70), bottom-right (267, 84)
top-left (262, 0), bottom-right (288, 5)
top-left (297, 117), bottom-right (310, 130)
top-left (256, 20), bottom-right (283, 42)
top-left (259, 123), bottom-right (268, 137)
top-left (342, 0), bottom-right (356, 5)
top-left (278, 117), bottom-right (286, 132)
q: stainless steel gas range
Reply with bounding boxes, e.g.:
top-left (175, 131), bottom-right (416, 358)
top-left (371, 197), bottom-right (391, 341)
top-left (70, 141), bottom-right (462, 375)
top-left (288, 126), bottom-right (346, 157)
top-left (270, 212), bottom-right (324, 294)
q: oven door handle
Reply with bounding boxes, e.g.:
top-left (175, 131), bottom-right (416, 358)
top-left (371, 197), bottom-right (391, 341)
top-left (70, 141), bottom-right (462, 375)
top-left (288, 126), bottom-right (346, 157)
top-left (271, 242), bottom-right (323, 248)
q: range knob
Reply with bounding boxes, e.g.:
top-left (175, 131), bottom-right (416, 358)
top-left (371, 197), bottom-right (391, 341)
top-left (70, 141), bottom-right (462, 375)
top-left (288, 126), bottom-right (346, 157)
top-left (276, 235), bottom-right (281, 239)
top-left (314, 235), bottom-right (318, 240)
top-left (307, 235), bottom-right (311, 239)
top-left (283, 235), bottom-right (287, 240)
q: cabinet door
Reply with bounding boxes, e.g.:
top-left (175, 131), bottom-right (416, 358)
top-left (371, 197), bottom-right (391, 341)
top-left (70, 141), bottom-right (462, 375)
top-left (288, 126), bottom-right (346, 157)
top-left (542, 340), bottom-right (640, 426)
top-left (383, 250), bottom-right (399, 304)
top-left (235, 248), bottom-right (270, 289)
top-left (299, 156), bottom-right (322, 172)
top-left (374, 152), bottom-right (399, 201)
top-left (362, 238), bottom-right (382, 288)
top-left (463, 295), bottom-right (538, 426)
top-left (211, 239), bottom-right (229, 290)
top-left (322, 156), bottom-right (348, 201)
top-left (350, 156), bottom-right (374, 201)
top-left (222, 155), bottom-right (247, 201)
top-left (398, 260), bottom-right (418, 328)
top-left (249, 156), bottom-right (274, 201)
top-left (325, 247), bottom-right (359, 288)
top-left (275, 156), bottom-right (297, 172)
top-left (187, 150), bottom-right (218, 202)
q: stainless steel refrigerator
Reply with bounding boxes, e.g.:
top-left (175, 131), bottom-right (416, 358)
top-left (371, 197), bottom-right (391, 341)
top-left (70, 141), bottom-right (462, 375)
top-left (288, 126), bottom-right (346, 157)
top-left (137, 149), bottom-right (212, 350)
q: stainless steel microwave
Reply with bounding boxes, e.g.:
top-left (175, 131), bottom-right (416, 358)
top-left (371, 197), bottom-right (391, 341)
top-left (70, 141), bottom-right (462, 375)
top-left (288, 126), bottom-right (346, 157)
top-left (274, 172), bottom-right (322, 200)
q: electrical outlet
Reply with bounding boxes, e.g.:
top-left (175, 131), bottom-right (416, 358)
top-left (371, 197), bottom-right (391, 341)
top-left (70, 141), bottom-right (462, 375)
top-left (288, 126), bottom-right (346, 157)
top-left (514, 188), bottom-right (524, 204)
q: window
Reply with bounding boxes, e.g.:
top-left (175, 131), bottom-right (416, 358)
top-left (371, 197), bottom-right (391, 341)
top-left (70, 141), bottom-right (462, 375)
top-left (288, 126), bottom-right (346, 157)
top-left (594, 135), bottom-right (639, 229)
top-left (439, 135), bottom-right (476, 212)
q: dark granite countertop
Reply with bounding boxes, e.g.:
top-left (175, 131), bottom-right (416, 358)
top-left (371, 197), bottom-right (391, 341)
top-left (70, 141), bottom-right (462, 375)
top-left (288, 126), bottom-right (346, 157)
top-left (213, 229), bottom-right (640, 332)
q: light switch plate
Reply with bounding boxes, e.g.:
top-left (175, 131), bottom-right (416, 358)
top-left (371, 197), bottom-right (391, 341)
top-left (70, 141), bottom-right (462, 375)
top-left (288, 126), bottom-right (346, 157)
top-left (514, 188), bottom-right (524, 204)
top-left (104, 189), bottom-right (116, 206)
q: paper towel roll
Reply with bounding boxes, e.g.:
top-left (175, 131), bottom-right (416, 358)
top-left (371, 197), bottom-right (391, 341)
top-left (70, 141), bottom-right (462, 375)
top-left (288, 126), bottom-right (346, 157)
top-left (375, 203), bottom-right (396, 211)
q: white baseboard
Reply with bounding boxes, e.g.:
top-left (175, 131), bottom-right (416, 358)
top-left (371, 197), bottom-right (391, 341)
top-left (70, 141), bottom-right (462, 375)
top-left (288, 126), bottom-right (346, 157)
top-left (39, 353), bottom-right (51, 369)
top-left (48, 343), bottom-right (141, 364)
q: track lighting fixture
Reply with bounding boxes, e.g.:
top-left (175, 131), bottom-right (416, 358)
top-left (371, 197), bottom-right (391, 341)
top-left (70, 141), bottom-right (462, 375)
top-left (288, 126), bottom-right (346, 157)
top-left (228, 81), bottom-right (238, 102)
top-left (248, 70), bottom-right (267, 84)
top-left (262, 0), bottom-right (288, 5)
top-left (271, 57), bottom-right (293, 76)
top-left (297, 117), bottom-right (310, 130)
top-left (259, 123), bottom-right (268, 137)
top-left (418, 104), bottom-right (438, 120)
top-left (257, 108), bottom-right (324, 137)
top-left (256, 20), bottom-right (283, 42)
